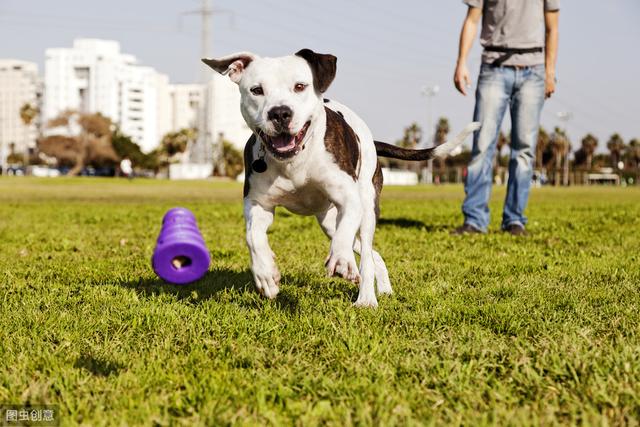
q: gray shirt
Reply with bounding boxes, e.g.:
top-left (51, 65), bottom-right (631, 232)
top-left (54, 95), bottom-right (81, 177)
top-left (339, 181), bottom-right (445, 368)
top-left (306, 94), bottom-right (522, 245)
top-left (464, 0), bottom-right (560, 66)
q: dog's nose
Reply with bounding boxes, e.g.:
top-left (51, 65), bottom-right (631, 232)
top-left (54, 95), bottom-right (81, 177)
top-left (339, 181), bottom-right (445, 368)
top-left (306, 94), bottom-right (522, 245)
top-left (267, 106), bottom-right (293, 127)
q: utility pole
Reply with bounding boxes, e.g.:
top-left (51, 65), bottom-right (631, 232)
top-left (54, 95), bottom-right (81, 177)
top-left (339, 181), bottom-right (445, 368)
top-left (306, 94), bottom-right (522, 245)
top-left (421, 84), bottom-right (439, 184)
top-left (183, 0), bottom-right (213, 83)
top-left (557, 111), bottom-right (573, 186)
top-left (181, 0), bottom-right (232, 174)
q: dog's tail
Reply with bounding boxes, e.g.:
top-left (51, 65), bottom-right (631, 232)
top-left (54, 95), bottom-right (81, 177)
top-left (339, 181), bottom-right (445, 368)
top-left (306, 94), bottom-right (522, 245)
top-left (374, 122), bottom-right (481, 161)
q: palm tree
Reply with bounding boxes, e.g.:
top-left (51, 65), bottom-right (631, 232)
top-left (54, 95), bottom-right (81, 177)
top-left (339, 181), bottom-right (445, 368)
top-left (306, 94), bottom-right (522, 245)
top-left (160, 128), bottom-right (197, 164)
top-left (434, 117), bottom-right (450, 146)
top-left (550, 127), bottom-right (570, 185)
top-left (579, 134), bottom-right (598, 170)
top-left (627, 139), bottom-right (640, 167)
top-left (626, 139), bottom-right (640, 184)
top-left (19, 103), bottom-right (38, 125)
top-left (433, 118), bottom-right (450, 175)
top-left (397, 122), bottom-right (423, 149)
top-left (606, 133), bottom-right (625, 169)
top-left (19, 103), bottom-right (39, 164)
top-left (395, 123), bottom-right (423, 171)
top-left (535, 127), bottom-right (550, 170)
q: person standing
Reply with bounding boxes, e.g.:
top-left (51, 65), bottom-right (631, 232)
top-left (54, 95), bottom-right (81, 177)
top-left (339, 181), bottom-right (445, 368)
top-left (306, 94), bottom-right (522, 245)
top-left (452, 0), bottom-right (559, 235)
top-left (120, 156), bottom-right (133, 179)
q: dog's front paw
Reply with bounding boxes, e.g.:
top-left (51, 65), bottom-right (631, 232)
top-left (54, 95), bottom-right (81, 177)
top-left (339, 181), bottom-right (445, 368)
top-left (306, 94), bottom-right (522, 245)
top-left (353, 292), bottom-right (378, 308)
top-left (325, 250), bottom-right (360, 284)
top-left (252, 265), bottom-right (281, 299)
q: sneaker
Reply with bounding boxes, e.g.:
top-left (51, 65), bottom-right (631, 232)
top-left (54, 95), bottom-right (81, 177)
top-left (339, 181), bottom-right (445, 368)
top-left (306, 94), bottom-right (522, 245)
top-left (451, 223), bottom-right (483, 235)
top-left (504, 224), bottom-right (528, 236)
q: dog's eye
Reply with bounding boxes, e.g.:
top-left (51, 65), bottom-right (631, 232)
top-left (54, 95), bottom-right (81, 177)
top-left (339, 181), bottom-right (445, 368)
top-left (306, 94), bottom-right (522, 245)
top-left (250, 86), bottom-right (264, 96)
top-left (294, 83), bottom-right (307, 93)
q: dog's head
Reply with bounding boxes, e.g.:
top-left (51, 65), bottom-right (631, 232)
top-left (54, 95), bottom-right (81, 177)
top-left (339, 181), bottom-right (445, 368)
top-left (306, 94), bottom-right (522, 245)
top-left (202, 49), bottom-right (336, 160)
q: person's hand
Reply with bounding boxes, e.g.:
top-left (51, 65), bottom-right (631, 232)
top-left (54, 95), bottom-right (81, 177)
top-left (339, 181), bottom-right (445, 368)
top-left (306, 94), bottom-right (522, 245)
top-left (454, 62), bottom-right (471, 96)
top-left (545, 69), bottom-right (556, 98)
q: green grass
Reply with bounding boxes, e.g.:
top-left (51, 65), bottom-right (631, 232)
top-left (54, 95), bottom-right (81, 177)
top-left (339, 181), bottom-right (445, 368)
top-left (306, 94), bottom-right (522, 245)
top-left (1, 177), bottom-right (639, 426)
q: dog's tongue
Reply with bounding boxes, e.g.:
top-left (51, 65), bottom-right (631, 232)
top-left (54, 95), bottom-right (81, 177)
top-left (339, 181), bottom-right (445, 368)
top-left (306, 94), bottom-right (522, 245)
top-left (272, 135), bottom-right (296, 152)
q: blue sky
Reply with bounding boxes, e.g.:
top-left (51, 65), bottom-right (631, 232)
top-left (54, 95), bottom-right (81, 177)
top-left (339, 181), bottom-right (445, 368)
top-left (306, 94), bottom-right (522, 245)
top-left (1, 0), bottom-right (638, 152)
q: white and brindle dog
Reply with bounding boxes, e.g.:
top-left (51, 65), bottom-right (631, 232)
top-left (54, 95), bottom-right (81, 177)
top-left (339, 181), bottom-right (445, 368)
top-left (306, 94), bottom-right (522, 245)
top-left (203, 49), bottom-right (480, 307)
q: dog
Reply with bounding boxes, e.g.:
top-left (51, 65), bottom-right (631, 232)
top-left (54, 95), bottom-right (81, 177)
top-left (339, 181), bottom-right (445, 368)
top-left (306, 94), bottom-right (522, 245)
top-left (202, 49), bottom-right (480, 307)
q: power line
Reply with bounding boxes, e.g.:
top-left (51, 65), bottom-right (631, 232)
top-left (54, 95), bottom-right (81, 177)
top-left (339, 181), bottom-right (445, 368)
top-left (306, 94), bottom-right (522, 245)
top-left (239, 0), bottom-right (452, 69)
top-left (0, 16), bottom-right (190, 36)
top-left (265, 0), bottom-right (453, 64)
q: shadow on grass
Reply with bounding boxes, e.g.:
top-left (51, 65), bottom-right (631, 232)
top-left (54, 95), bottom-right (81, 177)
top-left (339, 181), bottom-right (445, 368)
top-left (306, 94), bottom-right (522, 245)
top-left (119, 267), bottom-right (252, 301)
top-left (117, 267), bottom-right (312, 313)
top-left (378, 217), bottom-right (449, 232)
top-left (74, 353), bottom-right (124, 377)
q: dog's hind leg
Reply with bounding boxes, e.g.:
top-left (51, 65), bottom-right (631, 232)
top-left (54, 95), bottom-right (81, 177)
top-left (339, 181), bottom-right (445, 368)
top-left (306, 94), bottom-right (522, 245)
top-left (353, 183), bottom-right (379, 307)
top-left (244, 199), bottom-right (280, 299)
top-left (365, 244), bottom-right (392, 296)
top-left (317, 207), bottom-right (392, 296)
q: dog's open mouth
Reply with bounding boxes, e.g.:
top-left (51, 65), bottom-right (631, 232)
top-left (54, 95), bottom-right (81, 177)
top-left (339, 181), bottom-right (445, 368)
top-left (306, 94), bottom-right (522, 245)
top-left (257, 121), bottom-right (311, 159)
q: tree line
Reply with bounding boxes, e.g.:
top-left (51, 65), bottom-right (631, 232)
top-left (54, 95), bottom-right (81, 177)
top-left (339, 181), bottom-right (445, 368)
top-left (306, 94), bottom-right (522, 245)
top-left (7, 104), bottom-right (639, 184)
top-left (386, 118), bottom-right (640, 185)
top-left (6, 104), bottom-right (244, 178)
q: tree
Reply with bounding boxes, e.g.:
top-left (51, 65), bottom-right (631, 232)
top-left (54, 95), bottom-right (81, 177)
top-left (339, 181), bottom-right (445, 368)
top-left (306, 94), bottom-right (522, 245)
top-left (433, 118), bottom-right (450, 173)
top-left (393, 122), bottom-right (423, 170)
top-left (160, 128), bottom-right (197, 158)
top-left (6, 143), bottom-right (23, 164)
top-left (37, 135), bottom-right (85, 168)
top-left (155, 128), bottom-right (197, 172)
top-left (434, 118), bottom-right (450, 146)
top-left (592, 153), bottom-right (610, 169)
top-left (574, 133), bottom-right (598, 170)
top-left (606, 133), bottom-right (625, 169)
top-left (38, 111), bottom-right (119, 175)
top-left (550, 127), bottom-right (570, 185)
top-left (221, 141), bottom-right (244, 179)
top-left (397, 123), bottom-right (423, 149)
top-left (495, 131), bottom-right (510, 168)
top-left (20, 103), bottom-right (38, 127)
top-left (46, 109), bottom-right (75, 130)
top-left (19, 103), bottom-right (39, 164)
top-left (625, 139), bottom-right (640, 178)
top-left (535, 127), bottom-right (550, 170)
top-left (111, 129), bottom-right (158, 171)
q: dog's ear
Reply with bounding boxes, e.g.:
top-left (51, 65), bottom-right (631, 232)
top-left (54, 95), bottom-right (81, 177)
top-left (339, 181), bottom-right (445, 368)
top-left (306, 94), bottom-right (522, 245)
top-left (202, 52), bottom-right (257, 84)
top-left (295, 49), bottom-right (337, 93)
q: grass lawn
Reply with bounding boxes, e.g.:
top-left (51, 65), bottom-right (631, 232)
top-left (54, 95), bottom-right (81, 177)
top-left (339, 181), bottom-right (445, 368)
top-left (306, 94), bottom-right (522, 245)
top-left (1, 177), bottom-right (639, 426)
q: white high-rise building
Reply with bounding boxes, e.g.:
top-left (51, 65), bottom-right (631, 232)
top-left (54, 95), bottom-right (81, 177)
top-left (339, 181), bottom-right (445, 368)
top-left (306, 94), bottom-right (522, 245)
top-left (207, 73), bottom-right (251, 151)
top-left (167, 77), bottom-right (250, 152)
top-left (43, 38), bottom-right (250, 160)
top-left (44, 39), bottom-right (168, 152)
top-left (167, 84), bottom-right (204, 132)
top-left (0, 59), bottom-right (41, 168)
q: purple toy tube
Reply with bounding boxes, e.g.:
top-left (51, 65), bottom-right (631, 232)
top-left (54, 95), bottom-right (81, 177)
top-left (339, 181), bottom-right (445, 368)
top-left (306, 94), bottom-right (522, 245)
top-left (152, 207), bottom-right (210, 284)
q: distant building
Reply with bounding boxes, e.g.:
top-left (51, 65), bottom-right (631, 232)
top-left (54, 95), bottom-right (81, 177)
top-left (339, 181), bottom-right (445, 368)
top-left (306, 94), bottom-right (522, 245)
top-left (206, 73), bottom-right (251, 151)
top-left (167, 84), bottom-right (204, 132)
top-left (44, 39), bottom-right (168, 153)
top-left (0, 59), bottom-right (42, 166)
top-left (44, 38), bottom-right (250, 155)
top-left (168, 77), bottom-right (250, 155)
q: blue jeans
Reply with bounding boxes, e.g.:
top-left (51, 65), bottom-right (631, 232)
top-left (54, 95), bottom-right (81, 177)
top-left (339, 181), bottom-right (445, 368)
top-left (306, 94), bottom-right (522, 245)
top-left (462, 63), bottom-right (546, 232)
